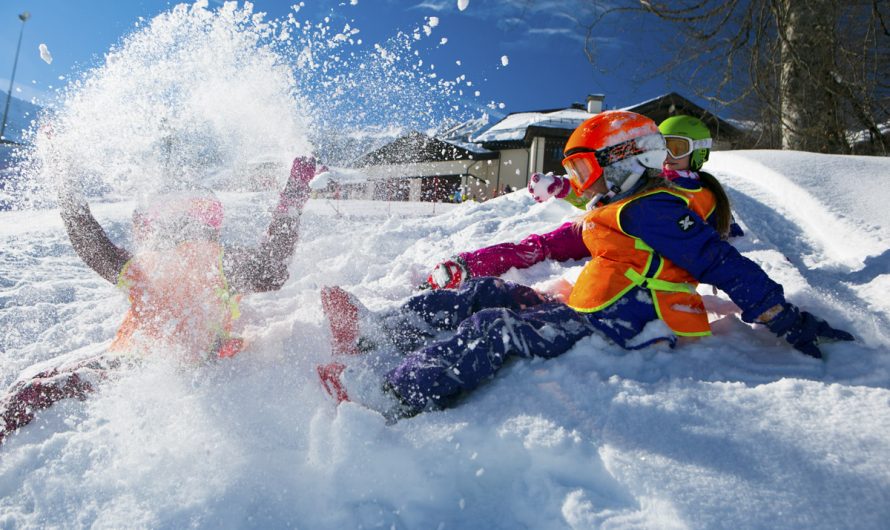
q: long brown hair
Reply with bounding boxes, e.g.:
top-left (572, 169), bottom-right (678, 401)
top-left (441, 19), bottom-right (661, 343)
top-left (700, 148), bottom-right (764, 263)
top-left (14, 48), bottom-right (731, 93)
top-left (574, 169), bottom-right (733, 238)
top-left (698, 171), bottom-right (732, 239)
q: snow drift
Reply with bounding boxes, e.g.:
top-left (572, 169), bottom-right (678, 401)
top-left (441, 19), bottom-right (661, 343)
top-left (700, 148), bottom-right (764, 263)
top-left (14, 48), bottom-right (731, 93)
top-left (1, 150), bottom-right (889, 529)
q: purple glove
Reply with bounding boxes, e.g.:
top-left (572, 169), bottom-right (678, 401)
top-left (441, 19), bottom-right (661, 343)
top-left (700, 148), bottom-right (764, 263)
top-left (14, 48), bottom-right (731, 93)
top-left (277, 156), bottom-right (318, 214)
top-left (528, 172), bottom-right (571, 203)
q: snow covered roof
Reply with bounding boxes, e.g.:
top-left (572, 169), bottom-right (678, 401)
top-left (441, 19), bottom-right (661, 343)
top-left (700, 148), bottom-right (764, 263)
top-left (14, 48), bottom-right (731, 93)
top-left (435, 114), bottom-right (495, 156)
top-left (353, 130), bottom-right (496, 167)
top-left (471, 107), bottom-right (594, 145)
top-left (622, 92), bottom-right (744, 141)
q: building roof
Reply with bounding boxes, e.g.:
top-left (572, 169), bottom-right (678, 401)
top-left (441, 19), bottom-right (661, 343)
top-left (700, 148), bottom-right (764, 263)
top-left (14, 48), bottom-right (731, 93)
top-left (471, 107), bottom-right (594, 148)
top-left (620, 92), bottom-right (744, 142)
top-left (353, 131), bottom-right (497, 167)
top-left (352, 92), bottom-right (746, 168)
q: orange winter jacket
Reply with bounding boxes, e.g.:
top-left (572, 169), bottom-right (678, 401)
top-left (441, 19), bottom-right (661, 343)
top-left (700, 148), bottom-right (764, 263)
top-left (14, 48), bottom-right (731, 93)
top-left (109, 241), bottom-right (242, 362)
top-left (568, 184), bottom-right (717, 337)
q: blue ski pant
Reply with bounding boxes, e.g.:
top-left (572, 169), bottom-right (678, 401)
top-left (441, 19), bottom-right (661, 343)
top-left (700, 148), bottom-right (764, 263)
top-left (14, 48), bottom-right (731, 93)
top-left (382, 277), bottom-right (663, 412)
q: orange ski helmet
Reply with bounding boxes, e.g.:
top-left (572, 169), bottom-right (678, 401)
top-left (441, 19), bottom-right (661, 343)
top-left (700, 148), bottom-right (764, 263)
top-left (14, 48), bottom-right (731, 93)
top-left (562, 110), bottom-right (666, 195)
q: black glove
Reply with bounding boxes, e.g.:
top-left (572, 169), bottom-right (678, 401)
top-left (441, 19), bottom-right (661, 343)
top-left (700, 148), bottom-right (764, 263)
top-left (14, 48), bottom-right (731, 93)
top-left (765, 303), bottom-right (854, 358)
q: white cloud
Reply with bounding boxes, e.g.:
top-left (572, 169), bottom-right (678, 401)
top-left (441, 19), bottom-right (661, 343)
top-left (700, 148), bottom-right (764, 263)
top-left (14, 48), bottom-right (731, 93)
top-left (409, 1), bottom-right (450, 11)
top-left (401, 0), bottom-right (626, 52)
top-left (527, 27), bottom-right (583, 41)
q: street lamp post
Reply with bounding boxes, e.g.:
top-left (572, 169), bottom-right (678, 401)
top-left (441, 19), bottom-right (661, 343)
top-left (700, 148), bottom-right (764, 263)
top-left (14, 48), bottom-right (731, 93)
top-left (0, 11), bottom-right (31, 143)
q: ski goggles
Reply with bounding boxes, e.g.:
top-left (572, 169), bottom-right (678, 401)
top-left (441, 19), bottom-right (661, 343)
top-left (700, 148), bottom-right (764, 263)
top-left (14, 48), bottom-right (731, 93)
top-left (562, 136), bottom-right (661, 194)
top-left (135, 196), bottom-right (224, 235)
top-left (562, 151), bottom-right (603, 195)
top-left (663, 135), bottom-right (712, 159)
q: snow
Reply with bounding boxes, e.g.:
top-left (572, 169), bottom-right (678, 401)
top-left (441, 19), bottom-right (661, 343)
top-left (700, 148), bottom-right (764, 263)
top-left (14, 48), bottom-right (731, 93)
top-left (2, 1), bottom-right (889, 526)
top-left (458, 0), bottom-right (470, 12)
top-left (473, 108), bottom-right (594, 144)
top-left (309, 166), bottom-right (374, 188)
top-left (2, 150), bottom-right (890, 528)
top-left (39, 43), bottom-right (53, 65)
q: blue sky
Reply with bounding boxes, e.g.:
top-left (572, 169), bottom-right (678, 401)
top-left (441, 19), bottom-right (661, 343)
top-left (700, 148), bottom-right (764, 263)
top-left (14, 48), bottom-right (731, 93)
top-left (0, 0), bottom-right (692, 120)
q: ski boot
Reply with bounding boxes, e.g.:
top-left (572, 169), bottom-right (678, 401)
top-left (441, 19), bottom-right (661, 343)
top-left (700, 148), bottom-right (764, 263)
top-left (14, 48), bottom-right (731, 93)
top-left (320, 285), bottom-right (381, 356)
top-left (317, 285), bottom-right (377, 404)
top-left (316, 361), bottom-right (419, 423)
top-left (317, 361), bottom-right (350, 403)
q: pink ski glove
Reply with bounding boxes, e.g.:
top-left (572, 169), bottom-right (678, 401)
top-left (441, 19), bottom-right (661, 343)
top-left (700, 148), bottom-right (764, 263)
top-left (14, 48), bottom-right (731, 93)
top-left (277, 156), bottom-right (319, 214)
top-left (528, 172), bottom-right (571, 203)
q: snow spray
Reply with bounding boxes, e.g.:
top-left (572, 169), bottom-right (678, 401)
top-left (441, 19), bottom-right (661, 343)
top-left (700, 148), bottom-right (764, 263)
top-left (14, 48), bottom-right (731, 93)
top-left (10, 1), bottom-right (483, 207)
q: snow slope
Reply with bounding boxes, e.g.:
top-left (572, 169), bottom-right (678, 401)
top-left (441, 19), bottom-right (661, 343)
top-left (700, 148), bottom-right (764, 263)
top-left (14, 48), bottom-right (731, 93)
top-left (1, 150), bottom-right (889, 529)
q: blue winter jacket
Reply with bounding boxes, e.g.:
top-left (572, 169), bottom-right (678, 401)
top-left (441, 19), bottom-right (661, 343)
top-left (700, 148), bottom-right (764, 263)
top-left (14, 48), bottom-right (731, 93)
top-left (620, 177), bottom-right (785, 323)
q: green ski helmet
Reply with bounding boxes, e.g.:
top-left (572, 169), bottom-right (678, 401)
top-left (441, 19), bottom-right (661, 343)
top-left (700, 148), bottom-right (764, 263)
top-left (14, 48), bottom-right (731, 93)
top-left (658, 115), bottom-right (713, 171)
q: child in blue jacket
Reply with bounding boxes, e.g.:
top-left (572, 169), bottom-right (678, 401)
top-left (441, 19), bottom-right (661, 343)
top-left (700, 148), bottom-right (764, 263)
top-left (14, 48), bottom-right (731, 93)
top-left (318, 111), bottom-right (853, 422)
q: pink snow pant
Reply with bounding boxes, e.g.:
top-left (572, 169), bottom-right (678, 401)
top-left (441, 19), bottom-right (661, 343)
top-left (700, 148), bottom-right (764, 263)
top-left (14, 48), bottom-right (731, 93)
top-left (0, 354), bottom-right (121, 445)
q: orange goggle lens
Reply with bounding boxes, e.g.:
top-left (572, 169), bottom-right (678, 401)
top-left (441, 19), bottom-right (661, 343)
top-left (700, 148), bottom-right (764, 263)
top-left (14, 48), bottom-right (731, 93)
top-left (562, 152), bottom-right (603, 194)
top-left (664, 136), bottom-right (694, 159)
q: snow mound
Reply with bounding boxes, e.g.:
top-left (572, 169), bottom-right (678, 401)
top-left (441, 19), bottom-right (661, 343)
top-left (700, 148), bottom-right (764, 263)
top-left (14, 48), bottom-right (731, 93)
top-left (2, 150), bottom-right (890, 528)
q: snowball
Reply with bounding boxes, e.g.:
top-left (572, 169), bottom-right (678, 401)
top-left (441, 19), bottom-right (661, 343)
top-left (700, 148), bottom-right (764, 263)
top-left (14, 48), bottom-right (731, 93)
top-left (39, 43), bottom-right (53, 64)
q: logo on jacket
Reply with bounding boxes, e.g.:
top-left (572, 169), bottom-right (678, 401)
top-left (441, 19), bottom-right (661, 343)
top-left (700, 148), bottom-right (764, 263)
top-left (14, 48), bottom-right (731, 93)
top-left (677, 214), bottom-right (695, 231)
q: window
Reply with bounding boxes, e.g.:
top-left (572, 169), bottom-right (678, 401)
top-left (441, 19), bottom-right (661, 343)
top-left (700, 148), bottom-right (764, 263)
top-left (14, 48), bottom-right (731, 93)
top-left (543, 137), bottom-right (568, 175)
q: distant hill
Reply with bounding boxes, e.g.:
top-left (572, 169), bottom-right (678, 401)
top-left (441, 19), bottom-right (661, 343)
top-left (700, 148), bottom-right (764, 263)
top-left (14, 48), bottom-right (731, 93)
top-left (0, 89), bottom-right (41, 145)
top-left (0, 90), bottom-right (42, 208)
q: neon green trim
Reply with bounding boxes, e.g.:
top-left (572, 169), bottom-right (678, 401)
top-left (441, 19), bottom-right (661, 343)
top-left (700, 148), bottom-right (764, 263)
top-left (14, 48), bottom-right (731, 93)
top-left (116, 259), bottom-right (135, 291)
top-left (569, 281), bottom-right (638, 313)
top-left (563, 190), bottom-right (590, 210)
top-left (668, 184), bottom-right (700, 195)
top-left (705, 204), bottom-right (716, 220)
top-left (650, 291), bottom-right (712, 337)
top-left (624, 269), bottom-right (696, 294)
top-left (215, 249), bottom-right (240, 321)
top-left (615, 188), bottom-right (691, 236)
top-left (677, 329), bottom-right (712, 337)
top-left (634, 239), bottom-right (653, 252)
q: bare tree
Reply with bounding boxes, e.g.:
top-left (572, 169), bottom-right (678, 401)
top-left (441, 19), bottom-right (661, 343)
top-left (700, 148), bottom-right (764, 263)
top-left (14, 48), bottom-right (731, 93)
top-left (584, 0), bottom-right (889, 154)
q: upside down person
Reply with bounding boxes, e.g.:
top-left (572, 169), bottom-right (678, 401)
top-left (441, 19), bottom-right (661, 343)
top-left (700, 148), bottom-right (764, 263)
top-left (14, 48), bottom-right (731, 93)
top-left (0, 156), bottom-right (318, 445)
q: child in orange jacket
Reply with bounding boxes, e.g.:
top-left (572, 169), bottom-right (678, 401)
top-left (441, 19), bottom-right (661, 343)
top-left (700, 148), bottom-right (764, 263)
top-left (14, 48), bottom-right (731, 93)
top-left (0, 157), bottom-right (318, 445)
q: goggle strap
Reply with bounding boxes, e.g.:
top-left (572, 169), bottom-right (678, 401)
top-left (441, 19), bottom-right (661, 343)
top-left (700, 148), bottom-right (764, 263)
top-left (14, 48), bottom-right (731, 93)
top-left (594, 138), bottom-right (646, 167)
top-left (665, 136), bottom-right (712, 151)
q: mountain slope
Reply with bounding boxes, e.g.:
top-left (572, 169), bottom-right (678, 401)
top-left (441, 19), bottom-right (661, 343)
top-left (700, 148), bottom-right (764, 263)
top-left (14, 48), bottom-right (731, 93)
top-left (0, 89), bottom-right (41, 145)
top-left (0, 150), bottom-right (888, 529)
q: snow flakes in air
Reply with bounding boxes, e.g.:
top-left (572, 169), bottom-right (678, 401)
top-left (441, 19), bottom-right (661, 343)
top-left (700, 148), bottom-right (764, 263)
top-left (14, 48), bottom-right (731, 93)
top-left (500, 55), bottom-right (509, 67)
top-left (39, 43), bottom-right (53, 64)
top-left (458, 0), bottom-right (470, 11)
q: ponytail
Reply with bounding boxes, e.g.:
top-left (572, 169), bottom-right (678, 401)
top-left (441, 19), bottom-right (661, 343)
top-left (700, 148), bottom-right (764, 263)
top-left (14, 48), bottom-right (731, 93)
top-left (698, 171), bottom-right (732, 239)
top-left (572, 170), bottom-right (732, 239)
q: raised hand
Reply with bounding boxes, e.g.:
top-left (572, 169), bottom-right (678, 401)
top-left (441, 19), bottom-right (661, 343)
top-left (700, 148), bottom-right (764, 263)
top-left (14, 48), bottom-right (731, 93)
top-left (528, 172), bottom-right (571, 203)
top-left (278, 155), bottom-right (318, 214)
